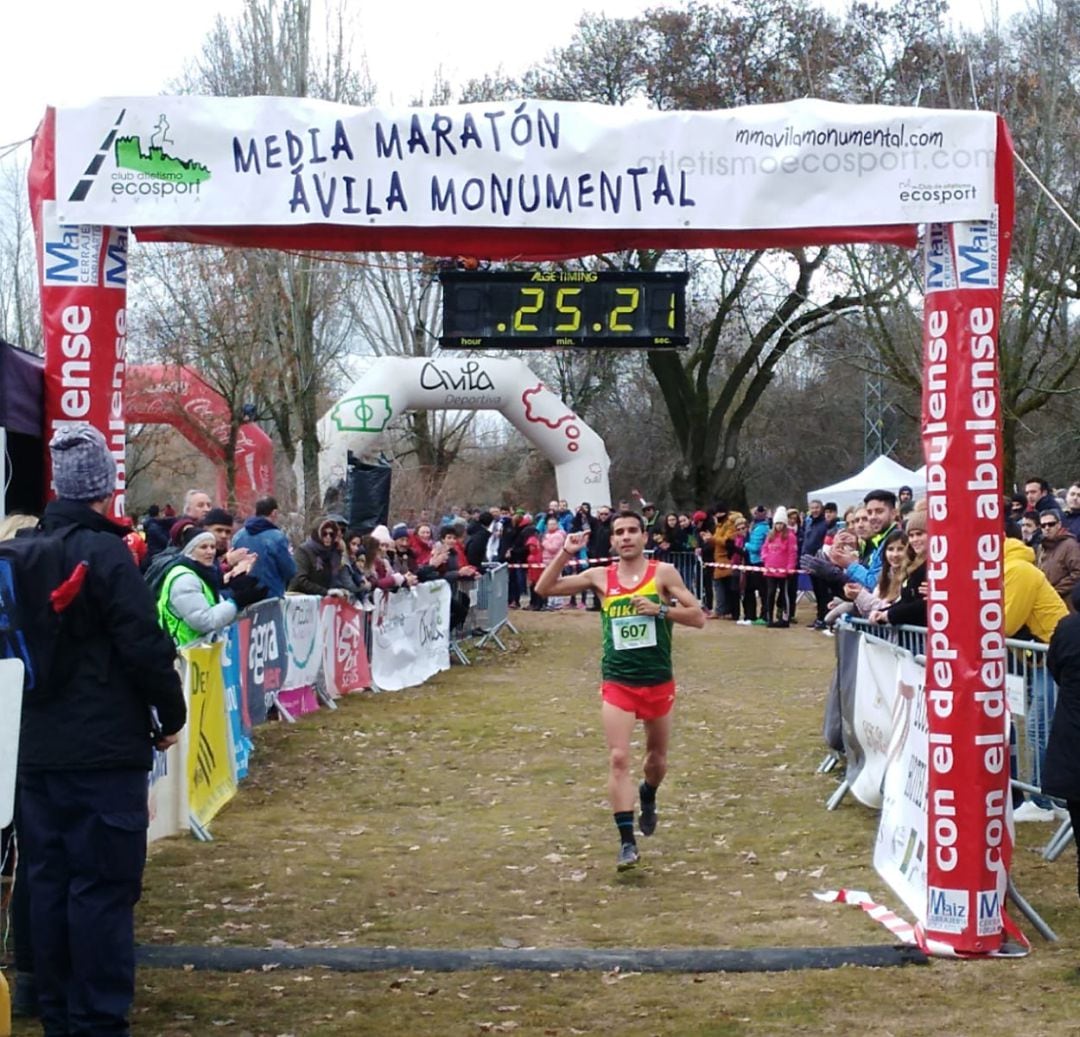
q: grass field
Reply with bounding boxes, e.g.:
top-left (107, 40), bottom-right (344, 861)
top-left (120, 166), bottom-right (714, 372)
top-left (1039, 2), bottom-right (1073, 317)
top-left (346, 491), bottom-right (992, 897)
top-left (11, 610), bottom-right (1080, 1035)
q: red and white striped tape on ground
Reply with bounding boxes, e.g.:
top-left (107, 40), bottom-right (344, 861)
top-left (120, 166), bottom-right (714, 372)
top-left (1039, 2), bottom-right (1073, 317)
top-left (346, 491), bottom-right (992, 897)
top-left (814, 889), bottom-right (1030, 958)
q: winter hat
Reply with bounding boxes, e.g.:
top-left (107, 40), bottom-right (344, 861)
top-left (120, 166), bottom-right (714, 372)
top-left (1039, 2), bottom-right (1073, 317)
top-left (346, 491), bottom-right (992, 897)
top-left (181, 530), bottom-right (216, 559)
top-left (203, 507), bottom-right (234, 528)
top-left (49, 424), bottom-right (116, 501)
top-left (391, 523), bottom-right (409, 539)
top-left (752, 504), bottom-right (768, 518)
top-left (773, 506), bottom-right (789, 526)
top-left (692, 510), bottom-right (708, 523)
top-left (371, 524), bottom-right (393, 546)
top-left (169, 516), bottom-right (198, 546)
top-left (905, 509), bottom-right (928, 533)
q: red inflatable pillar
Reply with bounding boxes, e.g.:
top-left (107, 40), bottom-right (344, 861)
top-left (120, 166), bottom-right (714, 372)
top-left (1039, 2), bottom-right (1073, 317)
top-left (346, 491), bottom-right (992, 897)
top-left (29, 107), bottom-right (129, 518)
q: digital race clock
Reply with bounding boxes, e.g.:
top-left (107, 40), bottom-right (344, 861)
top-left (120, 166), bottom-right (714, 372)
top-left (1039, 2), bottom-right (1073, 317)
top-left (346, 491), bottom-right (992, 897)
top-left (438, 270), bottom-right (688, 349)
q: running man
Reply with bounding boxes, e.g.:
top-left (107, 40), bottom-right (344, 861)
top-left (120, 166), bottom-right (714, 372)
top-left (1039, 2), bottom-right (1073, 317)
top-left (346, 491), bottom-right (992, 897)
top-left (535, 510), bottom-right (705, 870)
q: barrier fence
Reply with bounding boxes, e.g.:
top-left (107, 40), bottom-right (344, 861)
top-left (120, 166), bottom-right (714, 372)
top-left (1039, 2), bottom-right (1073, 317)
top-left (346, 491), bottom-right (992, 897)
top-left (149, 565), bottom-right (512, 843)
top-left (823, 617), bottom-right (1065, 945)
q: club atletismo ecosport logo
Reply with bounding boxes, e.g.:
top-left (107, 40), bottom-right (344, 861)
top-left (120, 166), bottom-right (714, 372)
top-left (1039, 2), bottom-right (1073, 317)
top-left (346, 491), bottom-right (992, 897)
top-left (110, 112), bottom-right (210, 199)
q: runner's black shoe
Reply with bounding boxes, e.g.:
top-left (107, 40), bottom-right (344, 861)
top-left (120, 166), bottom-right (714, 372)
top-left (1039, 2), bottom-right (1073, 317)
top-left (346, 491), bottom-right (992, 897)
top-left (617, 841), bottom-right (640, 870)
top-left (639, 782), bottom-right (657, 836)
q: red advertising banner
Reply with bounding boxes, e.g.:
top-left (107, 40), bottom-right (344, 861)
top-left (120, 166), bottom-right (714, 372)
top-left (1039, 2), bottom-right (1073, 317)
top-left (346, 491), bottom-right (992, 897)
top-left (29, 108), bottom-right (129, 518)
top-left (920, 117), bottom-right (1018, 955)
top-left (320, 599), bottom-right (372, 696)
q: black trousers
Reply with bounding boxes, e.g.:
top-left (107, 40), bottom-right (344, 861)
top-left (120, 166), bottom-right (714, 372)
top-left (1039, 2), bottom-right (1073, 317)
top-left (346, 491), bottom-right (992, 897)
top-left (18, 768), bottom-right (148, 1037)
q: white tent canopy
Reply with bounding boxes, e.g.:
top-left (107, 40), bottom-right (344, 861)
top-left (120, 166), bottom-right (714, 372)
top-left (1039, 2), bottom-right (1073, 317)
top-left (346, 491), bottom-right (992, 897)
top-left (807, 455), bottom-right (925, 513)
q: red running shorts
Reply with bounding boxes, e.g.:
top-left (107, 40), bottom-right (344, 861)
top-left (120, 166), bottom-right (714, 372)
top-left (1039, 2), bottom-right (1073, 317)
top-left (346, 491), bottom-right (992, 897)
top-left (601, 679), bottom-right (676, 720)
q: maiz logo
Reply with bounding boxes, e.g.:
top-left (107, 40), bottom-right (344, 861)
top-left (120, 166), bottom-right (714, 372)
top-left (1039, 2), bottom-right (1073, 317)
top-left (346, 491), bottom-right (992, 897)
top-left (331, 394), bottom-right (392, 433)
top-left (111, 114), bottom-right (210, 197)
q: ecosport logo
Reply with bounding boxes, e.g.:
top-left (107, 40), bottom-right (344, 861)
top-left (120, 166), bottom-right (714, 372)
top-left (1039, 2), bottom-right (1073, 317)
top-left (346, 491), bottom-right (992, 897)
top-left (68, 109), bottom-right (211, 203)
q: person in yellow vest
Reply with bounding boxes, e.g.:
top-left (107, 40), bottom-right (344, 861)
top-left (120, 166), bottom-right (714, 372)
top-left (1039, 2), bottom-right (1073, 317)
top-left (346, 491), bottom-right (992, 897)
top-left (156, 530), bottom-right (249, 646)
top-left (535, 510), bottom-right (705, 871)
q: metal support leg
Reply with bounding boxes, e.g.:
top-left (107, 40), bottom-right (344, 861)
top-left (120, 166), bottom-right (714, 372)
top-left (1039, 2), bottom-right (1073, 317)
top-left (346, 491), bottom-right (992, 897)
top-left (1007, 875), bottom-right (1058, 942)
top-left (1042, 819), bottom-right (1074, 862)
top-left (826, 779), bottom-right (850, 811)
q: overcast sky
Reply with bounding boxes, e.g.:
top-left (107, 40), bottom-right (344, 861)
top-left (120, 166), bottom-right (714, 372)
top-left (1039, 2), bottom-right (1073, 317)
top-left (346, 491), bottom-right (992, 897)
top-left (1, 0), bottom-right (1026, 167)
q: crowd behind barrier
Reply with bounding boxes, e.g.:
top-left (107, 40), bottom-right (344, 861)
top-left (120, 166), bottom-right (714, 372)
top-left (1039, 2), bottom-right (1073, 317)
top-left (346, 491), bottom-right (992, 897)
top-left (148, 565), bottom-right (512, 843)
top-left (825, 617), bottom-right (1064, 941)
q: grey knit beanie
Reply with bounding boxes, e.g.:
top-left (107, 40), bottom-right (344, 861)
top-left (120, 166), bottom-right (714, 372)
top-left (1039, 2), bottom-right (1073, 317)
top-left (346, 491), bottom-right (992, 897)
top-left (49, 424), bottom-right (117, 501)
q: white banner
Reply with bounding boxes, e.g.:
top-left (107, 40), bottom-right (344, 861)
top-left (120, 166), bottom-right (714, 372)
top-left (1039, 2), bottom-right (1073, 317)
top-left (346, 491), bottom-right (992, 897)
top-left (0, 659), bottom-right (24, 827)
top-left (282, 595), bottom-right (322, 690)
top-left (848, 637), bottom-right (903, 808)
top-left (874, 654), bottom-right (930, 924)
top-left (370, 583), bottom-right (451, 692)
top-left (54, 97), bottom-right (997, 230)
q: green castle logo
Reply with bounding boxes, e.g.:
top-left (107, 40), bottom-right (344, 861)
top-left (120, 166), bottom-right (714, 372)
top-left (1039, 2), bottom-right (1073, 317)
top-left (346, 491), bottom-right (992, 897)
top-left (114, 116), bottom-right (210, 185)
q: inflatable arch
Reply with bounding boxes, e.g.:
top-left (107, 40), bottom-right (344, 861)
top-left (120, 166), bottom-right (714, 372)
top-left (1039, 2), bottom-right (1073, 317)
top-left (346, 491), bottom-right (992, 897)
top-left (126, 364), bottom-right (274, 514)
top-left (316, 356), bottom-right (610, 509)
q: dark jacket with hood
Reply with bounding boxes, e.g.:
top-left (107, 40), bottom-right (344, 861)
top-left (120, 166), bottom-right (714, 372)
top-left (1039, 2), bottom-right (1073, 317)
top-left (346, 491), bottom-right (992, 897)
top-left (233, 514), bottom-right (296, 599)
top-left (19, 499), bottom-right (186, 773)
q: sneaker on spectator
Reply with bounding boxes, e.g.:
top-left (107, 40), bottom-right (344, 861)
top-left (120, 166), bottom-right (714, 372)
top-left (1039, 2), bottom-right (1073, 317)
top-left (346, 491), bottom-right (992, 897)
top-left (752, 618), bottom-right (767, 627)
top-left (1013, 801), bottom-right (1056, 822)
top-left (736, 619), bottom-right (752, 626)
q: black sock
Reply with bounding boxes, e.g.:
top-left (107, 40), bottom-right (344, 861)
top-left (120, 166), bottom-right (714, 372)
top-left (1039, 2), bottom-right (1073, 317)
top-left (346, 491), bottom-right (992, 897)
top-left (614, 810), bottom-right (635, 846)
top-left (640, 780), bottom-right (658, 805)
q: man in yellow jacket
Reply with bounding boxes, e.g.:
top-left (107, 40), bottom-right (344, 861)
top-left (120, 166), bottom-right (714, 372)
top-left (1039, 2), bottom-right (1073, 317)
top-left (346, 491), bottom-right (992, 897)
top-left (1004, 523), bottom-right (1069, 819)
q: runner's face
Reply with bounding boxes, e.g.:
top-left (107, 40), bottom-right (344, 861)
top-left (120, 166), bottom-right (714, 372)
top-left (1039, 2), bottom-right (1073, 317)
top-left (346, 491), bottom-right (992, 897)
top-left (611, 518), bottom-right (645, 557)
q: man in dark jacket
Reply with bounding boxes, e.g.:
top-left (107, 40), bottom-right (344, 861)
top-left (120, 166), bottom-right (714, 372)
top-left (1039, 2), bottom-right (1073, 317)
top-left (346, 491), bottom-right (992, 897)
top-left (802, 500), bottom-right (831, 628)
top-left (232, 496), bottom-right (297, 599)
top-left (18, 424), bottom-right (186, 1037)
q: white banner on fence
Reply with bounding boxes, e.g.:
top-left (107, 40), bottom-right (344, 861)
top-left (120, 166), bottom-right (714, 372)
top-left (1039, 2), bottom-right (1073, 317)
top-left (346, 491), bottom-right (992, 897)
top-left (874, 654), bottom-right (930, 924)
top-left (283, 595), bottom-right (322, 690)
top-left (0, 659), bottom-right (24, 828)
top-left (849, 637), bottom-right (903, 808)
top-left (54, 97), bottom-right (997, 230)
top-left (370, 583), bottom-right (451, 692)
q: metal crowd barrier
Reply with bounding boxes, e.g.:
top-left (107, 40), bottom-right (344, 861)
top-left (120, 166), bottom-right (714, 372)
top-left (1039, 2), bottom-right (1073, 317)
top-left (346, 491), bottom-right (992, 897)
top-left (648, 550), bottom-right (703, 600)
top-left (448, 564), bottom-right (516, 665)
top-left (839, 617), bottom-right (1068, 860)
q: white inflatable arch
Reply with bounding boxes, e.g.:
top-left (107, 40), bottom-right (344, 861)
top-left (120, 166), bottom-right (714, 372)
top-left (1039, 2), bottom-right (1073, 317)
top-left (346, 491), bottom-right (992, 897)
top-left (316, 356), bottom-right (611, 508)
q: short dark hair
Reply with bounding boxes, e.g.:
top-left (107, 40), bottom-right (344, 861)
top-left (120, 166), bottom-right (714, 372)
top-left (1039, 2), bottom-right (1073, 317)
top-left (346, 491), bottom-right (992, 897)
top-left (1025, 477), bottom-right (1051, 494)
top-left (612, 510), bottom-right (645, 532)
top-left (478, 511), bottom-right (494, 528)
top-left (254, 496), bottom-right (279, 517)
top-left (147, 504), bottom-right (160, 517)
top-left (864, 489), bottom-right (898, 509)
top-left (1004, 519), bottom-right (1023, 541)
top-left (824, 502), bottom-right (838, 512)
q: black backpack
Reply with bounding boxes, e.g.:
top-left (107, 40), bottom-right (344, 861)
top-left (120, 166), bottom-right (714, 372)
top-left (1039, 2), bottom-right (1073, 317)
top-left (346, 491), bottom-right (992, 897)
top-left (0, 525), bottom-right (88, 692)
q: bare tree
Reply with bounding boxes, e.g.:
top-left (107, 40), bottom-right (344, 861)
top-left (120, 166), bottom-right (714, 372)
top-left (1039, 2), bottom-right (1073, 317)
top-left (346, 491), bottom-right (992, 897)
top-left (0, 158), bottom-right (41, 351)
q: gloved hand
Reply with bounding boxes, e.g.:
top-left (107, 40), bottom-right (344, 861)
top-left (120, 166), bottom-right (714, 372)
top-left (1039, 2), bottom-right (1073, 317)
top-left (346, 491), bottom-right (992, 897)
top-left (227, 573), bottom-right (269, 610)
top-left (800, 553), bottom-right (845, 584)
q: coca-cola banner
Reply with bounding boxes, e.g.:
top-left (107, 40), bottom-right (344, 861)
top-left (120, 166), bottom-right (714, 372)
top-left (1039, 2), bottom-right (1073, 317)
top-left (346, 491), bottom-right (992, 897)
top-left (29, 108), bottom-right (128, 518)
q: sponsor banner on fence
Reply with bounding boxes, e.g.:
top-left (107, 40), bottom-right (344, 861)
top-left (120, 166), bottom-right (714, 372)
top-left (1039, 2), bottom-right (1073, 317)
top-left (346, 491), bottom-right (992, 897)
top-left (283, 595), bottom-right (322, 691)
top-left (148, 741), bottom-right (185, 843)
top-left (183, 642), bottom-right (237, 832)
top-left (54, 97), bottom-right (996, 231)
top-left (244, 599), bottom-right (285, 724)
top-left (848, 638), bottom-right (903, 808)
top-left (320, 598), bottom-right (372, 697)
top-left (371, 582), bottom-right (451, 691)
top-left (875, 654), bottom-right (930, 923)
top-left (220, 622), bottom-right (251, 780)
top-left (0, 659), bottom-right (24, 827)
